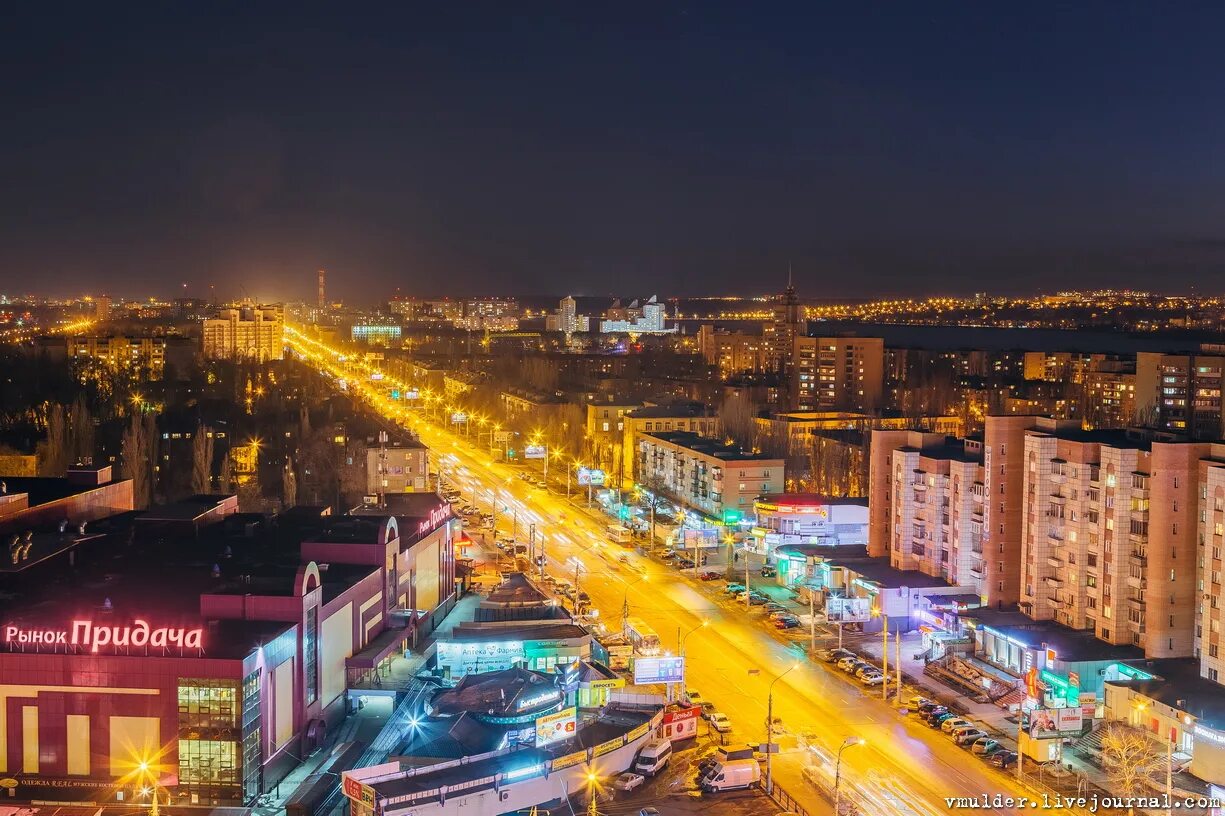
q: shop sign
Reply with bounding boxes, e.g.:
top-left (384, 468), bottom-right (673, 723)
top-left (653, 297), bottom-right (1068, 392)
top-left (588, 678), bottom-right (624, 690)
top-left (2, 620), bottom-right (203, 654)
top-left (417, 504), bottom-right (453, 535)
top-left (437, 640), bottom-right (524, 662)
top-left (342, 774), bottom-right (376, 807)
top-left (551, 749), bottom-right (588, 770)
top-left (662, 706), bottom-right (699, 724)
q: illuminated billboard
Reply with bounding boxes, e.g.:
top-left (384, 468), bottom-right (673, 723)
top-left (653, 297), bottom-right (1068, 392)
top-left (524, 444), bottom-right (546, 460)
top-left (826, 597), bottom-right (872, 623)
top-left (1025, 706), bottom-right (1082, 739)
top-left (535, 706), bottom-right (577, 747)
top-left (633, 655), bottom-right (686, 684)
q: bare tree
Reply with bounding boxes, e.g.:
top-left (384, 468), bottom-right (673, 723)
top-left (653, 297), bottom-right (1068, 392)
top-left (718, 393), bottom-right (756, 448)
top-left (218, 454), bottom-right (234, 495)
top-left (282, 456), bottom-right (298, 509)
top-left (191, 424), bottom-right (215, 495)
top-left (68, 395), bottom-right (94, 465)
top-left (120, 412), bottom-right (157, 508)
top-left (39, 402), bottom-right (68, 476)
top-left (1101, 723), bottom-right (1165, 814)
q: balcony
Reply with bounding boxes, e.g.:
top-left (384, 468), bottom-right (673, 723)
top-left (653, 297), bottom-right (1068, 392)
top-left (1047, 556), bottom-right (1063, 569)
top-left (1126, 574), bottom-right (1147, 590)
top-left (1049, 494), bottom-right (1067, 505)
top-left (1044, 575), bottom-right (1064, 587)
top-left (1131, 509), bottom-right (1150, 522)
top-left (969, 564), bottom-right (985, 579)
top-left (1129, 551), bottom-right (1148, 567)
top-left (1126, 596), bottom-right (1145, 610)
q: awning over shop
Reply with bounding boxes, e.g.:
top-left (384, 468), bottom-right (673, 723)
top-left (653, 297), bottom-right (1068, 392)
top-left (346, 623), bottom-right (411, 669)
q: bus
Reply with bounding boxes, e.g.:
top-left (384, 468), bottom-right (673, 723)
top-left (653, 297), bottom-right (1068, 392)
top-left (624, 617), bottom-right (662, 656)
top-left (607, 524), bottom-right (633, 545)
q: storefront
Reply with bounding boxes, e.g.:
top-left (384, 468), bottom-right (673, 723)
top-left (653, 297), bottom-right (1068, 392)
top-left (752, 495), bottom-right (868, 557)
top-left (436, 623), bottom-right (592, 682)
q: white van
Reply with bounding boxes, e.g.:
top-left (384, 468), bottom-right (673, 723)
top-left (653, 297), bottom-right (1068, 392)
top-left (634, 739), bottom-right (672, 776)
top-left (701, 759), bottom-right (760, 792)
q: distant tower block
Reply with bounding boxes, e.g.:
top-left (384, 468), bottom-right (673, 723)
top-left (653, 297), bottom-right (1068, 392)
top-left (317, 269), bottom-right (326, 309)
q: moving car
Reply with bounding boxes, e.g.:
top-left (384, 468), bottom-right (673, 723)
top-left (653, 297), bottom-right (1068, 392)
top-left (613, 772), bottom-right (645, 791)
top-left (708, 712), bottom-right (733, 733)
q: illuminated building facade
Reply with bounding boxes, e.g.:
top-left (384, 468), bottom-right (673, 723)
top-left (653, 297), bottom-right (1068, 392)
top-left (791, 336), bottom-right (884, 413)
top-left (68, 334), bottom-right (167, 379)
top-left (201, 303), bottom-right (284, 361)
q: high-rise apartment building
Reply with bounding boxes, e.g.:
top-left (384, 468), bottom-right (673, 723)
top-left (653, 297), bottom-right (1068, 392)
top-left (763, 279), bottom-right (804, 374)
top-left (201, 302), bottom-right (284, 361)
top-left (792, 336), bottom-right (884, 412)
top-left (560, 296), bottom-right (578, 334)
top-left (1136, 351), bottom-right (1225, 439)
top-left (457, 299), bottom-right (519, 331)
top-left (696, 324), bottom-right (766, 377)
top-left (869, 415), bottom-right (1046, 607)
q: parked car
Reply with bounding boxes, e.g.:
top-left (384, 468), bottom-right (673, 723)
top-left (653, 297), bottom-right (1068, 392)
top-left (820, 648), bottom-right (856, 663)
top-left (905, 695), bottom-right (931, 708)
top-left (941, 717), bottom-right (973, 733)
top-left (747, 596), bottom-right (767, 606)
top-left (698, 571), bottom-right (722, 581)
top-left (640, 809), bottom-right (661, 816)
top-left (764, 603), bottom-right (788, 613)
top-left (613, 772), bottom-right (645, 791)
top-left (708, 713), bottom-right (733, 733)
top-left (955, 729), bottom-right (989, 747)
top-left (768, 610), bottom-right (793, 620)
top-left (971, 738), bottom-right (1002, 756)
top-left (685, 689), bottom-right (704, 706)
top-left (925, 712), bottom-right (955, 727)
top-left (949, 723), bottom-right (982, 740)
top-left (846, 660), bottom-right (873, 674)
top-left (860, 673), bottom-right (885, 686)
top-left (989, 751), bottom-right (1018, 769)
top-left (774, 617), bottom-right (801, 629)
top-left (661, 551), bottom-right (680, 562)
top-left (854, 666), bottom-right (880, 680)
top-left (835, 656), bottom-right (859, 671)
top-left (725, 584), bottom-right (745, 594)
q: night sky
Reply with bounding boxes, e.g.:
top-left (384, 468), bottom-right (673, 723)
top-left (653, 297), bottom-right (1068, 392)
top-left (4, 4), bottom-right (1225, 301)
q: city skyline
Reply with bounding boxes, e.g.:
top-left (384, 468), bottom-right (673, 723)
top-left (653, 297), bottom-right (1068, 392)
top-left (8, 6), bottom-right (1225, 299)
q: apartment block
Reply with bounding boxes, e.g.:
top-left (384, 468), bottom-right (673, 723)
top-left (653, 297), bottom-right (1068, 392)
top-left (792, 336), bottom-right (884, 413)
top-left (1137, 351), bottom-right (1225, 439)
top-left (201, 302), bottom-right (284, 361)
top-left (869, 415), bottom-right (1046, 606)
top-left (68, 334), bottom-right (166, 378)
top-left (621, 404), bottom-right (719, 484)
top-left (697, 324), bottom-right (767, 378)
top-left (634, 431), bottom-right (783, 521)
top-left (1020, 428), bottom-right (1152, 647)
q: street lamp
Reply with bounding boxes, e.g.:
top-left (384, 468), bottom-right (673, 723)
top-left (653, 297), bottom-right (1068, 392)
top-left (834, 736), bottom-right (866, 815)
top-left (764, 661), bottom-right (801, 795)
top-left (679, 620), bottom-right (709, 657)
top-left (872, 605), bottom-right (888, 700)
top-left (621, 573), bottom-right (649, 629)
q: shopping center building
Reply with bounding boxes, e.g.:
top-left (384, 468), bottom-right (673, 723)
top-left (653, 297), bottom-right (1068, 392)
top-left (0, 493), bottom-right (457, 807)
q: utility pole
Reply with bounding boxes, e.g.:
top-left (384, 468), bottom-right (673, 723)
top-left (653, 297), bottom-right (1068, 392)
top-left (809, 587), bottom-right (816, 654)
top-left (881, 611), bottom-right (889, 701)
top-left (895, 631), bottom-right (902, 699)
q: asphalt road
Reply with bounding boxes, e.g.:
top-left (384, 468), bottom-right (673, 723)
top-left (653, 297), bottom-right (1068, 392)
top-left (285, 326), bottom-right (1037, 816)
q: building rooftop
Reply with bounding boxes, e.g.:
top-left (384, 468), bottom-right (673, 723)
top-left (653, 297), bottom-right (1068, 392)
top-left (641, 430), bottom-right (779, 462)
top-left (1106, 657), bottom-right (1225, 731)
top-left (447, 622), bottom-right (588, 643)
top-left (756, 493), bottom-right (868, 509)
top-left (429, 666), bottom-right (561, 718)
top-left (135, 494), bottom-right (235, 523)
top-left (625, 402), bottom-right (716, 420)
top-left (982, 620), bottom-right (1146, 663)
top-left (828, 556), bottom-right (954, 589)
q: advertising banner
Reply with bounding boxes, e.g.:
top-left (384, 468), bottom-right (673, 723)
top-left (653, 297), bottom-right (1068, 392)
top-left (450, 411), bottom-right (468, 424)
top-left (535, 706), bottom-right (578, 748)
top-left (633, 656), bottom-right (686, 684)
top-left (525, 444), bottom-right (546, 460)
top-left (825, 597), bottom-right (872, 623)
top-left (551, 749), bottom-right (588, 770)
top-left (1025, 707), bottom-right (1083, 739)
top-left (682, 527), bottom-right (719, 549)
